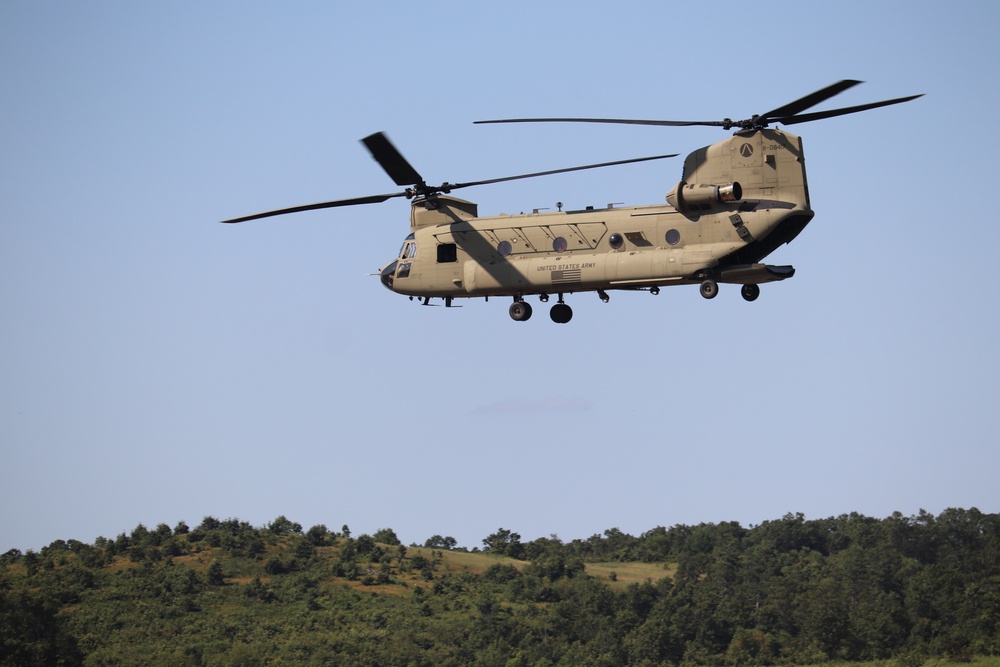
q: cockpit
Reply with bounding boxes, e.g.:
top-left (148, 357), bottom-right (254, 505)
top-left (399, 238), bottom-right (416, 260)
top-left (379, 234), bottom-right (415, 290)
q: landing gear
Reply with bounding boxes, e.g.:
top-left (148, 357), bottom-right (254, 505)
top-left (550, 303), bottom-right (573, 324)
top-left (598, 289), bottom-right (610, 303)
top-left (699, 279), bottom-right (719, 300)
top-left (550, 293), bottom-right (573, 323)
top-left (741, 284), bottom-right (760, 302)
top-left (509, 300), bottom-right (533, 321)
top-left (510, 294), bottom-right (572, 323)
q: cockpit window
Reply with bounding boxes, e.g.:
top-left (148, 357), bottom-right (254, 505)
top-left (397, 233), bottom-right (416, 259)
top-left (399, 241), bottom-right (416, 259)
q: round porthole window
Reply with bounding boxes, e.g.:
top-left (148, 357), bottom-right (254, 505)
top-left (552, 237), bottom-right (568, 253)
top-left (666, 229), bottom-right (681, 245)
top-left (609, 233), bottom-right (624, 249)
top-left (498, 240), bottom-right (512, 257)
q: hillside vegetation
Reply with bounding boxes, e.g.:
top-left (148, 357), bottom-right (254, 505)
top-left (2, 509), bottom-right (998, 666)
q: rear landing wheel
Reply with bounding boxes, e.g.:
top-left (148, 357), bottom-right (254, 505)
top-left (550, 303), bottom-right (573, 324)
top-left (741, 284), bottom-right (760, 302)
top-left (509, 301), bottom-right (533, 321)
top-left (699, 279), bottom-right (719, 299)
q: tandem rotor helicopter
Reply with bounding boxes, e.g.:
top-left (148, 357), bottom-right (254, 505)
top-left (223, 80), bottom-right (921, 323)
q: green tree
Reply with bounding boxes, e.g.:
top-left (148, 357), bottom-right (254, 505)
top-left (266, 515), bottom-right (302, 535)
top-left (483, 528), bottom-right (524, 559)
top-left (0, 589), bottom-right (83, 666)
top-left (152, 523), bottom-right (173, 545)
top-left (198, 516), bottom-right (221, 531)
top-left (355, 534), bottom-right (376, 556)
top-left (424, 535), bottom-right (458, 550)
top-left (372, 527), bottom-right (401, 546)
top-left (206, 559), bottom-right (225, 586)
top-left (292, 537), bottom-right (315, 560)
top-left (306, 524), bottom-right (330, 546)
top-left (130, 523), bottom-right (150, 546)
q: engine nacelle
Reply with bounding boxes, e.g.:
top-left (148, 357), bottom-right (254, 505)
top-left (666, 181), bottom-right (742, 218)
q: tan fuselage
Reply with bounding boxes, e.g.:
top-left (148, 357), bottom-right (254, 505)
top-left (383, 128), bottom-right (814, 299)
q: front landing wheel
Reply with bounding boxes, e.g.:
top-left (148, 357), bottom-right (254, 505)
top-left (699, 279), bottom-right (719, 300)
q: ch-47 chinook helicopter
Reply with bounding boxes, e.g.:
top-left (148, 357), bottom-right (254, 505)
top-left (223, 80), bottom-right (920, 323)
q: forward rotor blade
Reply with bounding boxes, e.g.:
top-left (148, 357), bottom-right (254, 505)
top-left (758, 79), bottom-right (863, 123)
top-left (361, 132), bottom-right (424, 186)
top-left (772, 93), bottom-right (925, 126)
top-left (446, 153), bottom-right (678, 191)
top-left (221, 153), bottom-right (676, 223)
top-left (476, 117), bottom-right (720, 127)
top-left (221, 192), bottom-right (407, 223)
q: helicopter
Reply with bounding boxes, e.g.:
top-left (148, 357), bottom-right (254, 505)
top-left (223, 80), bottom-right (921, 323)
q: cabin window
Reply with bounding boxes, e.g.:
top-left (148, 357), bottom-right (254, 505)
top-left (609, 233), bottom-right (624, 250)
top-left (437, 243), bottom-right (457, 263)
top-left (498, 240), bottom-right (512, 257)
top-left (666, 229), bottom-right (680, 245)
top-left (552, 237), bottom-right (568, 253)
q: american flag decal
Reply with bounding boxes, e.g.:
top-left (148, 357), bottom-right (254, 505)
top-left (552, 269), bottom-right (582, 284)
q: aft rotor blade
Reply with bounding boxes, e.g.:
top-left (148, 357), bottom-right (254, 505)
top-left (477, 82), bottom-right (921, 131)
top-left (758, 79), bottom-right (863, 123)
top-left (772, 93), bottom-right (925, 126)
top-left (221, 192), bottom-right (407, 223)
top-left (447, 153), bottom-right (678, 191)
top-left (476, 117), bottom-right (721, 127)
top-left (361, 132), bottom-right (424, 186)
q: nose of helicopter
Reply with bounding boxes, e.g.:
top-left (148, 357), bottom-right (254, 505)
top-left (379, 260), bottom-right (398, 290)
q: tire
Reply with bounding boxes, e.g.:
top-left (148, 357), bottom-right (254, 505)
top-left (550, 303), bottom-right (573, 324)
top-left (509, 301), bottom-right (533, 321)
top-left (741, 284), bottom-right (760, 302)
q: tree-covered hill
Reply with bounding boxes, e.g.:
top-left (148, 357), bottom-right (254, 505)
top-left (2, 509), bottom-right (998, 666)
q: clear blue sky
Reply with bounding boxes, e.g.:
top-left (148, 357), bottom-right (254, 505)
top-left (2, 1), bottom-right (998, 553)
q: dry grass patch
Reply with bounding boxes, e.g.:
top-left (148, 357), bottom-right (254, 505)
top-left (408, 547), bottom-right (528, 575)
top-left (585, 561), bottom-right (676, 588)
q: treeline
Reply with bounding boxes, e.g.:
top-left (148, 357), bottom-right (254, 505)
top-left (1, 509), bottom-right (998, 666)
